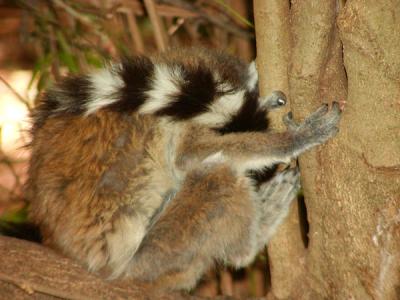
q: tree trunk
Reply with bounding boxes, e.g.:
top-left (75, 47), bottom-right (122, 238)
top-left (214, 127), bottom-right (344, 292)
top-left (254, 1), bottom-right (305, 298)
top-left (254, 0), bottom-right (400, 299)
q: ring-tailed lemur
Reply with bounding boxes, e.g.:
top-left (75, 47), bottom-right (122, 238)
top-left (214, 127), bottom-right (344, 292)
top-left (27, 48), bottom-right (341, 291)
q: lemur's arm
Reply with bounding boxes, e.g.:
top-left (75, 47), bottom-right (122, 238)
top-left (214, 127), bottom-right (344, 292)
top-left (177, 102), bottom-right (341, 172)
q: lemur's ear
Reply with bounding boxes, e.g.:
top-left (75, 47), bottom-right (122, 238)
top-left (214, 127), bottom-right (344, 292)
top-left (247, 61), bottom-right (259, 91)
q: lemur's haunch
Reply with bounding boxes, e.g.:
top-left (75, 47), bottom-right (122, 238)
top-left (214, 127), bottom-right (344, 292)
top-left (27, 48), bottom-right (341, 291)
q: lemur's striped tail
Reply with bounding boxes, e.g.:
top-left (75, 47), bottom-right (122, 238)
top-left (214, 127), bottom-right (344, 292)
top-left (33, 50), bottom-right (286, 133)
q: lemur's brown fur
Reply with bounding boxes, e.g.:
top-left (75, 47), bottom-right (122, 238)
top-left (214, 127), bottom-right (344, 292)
top-left (27, 48), bottom-right (341, 291)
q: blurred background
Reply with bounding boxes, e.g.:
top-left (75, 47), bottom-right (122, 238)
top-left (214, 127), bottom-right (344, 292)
top-left (0, 0), bottom-right (271, 298)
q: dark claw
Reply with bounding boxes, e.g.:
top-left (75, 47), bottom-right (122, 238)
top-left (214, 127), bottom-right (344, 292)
top-left (320, 103), bottom-right (329, 112)
top-left (309, 103), bottom-right (329, 120)
top-left (283, 111), bottom-right (298, 130)
top-left (332, 101), bottom-right (340, 111)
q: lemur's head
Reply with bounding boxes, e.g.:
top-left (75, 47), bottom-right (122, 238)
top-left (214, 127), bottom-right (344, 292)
top-left (33, 47), bottom-right (286, 133)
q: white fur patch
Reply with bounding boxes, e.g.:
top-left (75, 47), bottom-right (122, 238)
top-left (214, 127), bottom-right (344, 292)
top-left (140, 64), bottom-right (183, 114)
top-left (202, 151), bottom-right (226, 165)
top-left (238, 157), bottom-right (291, 174)
top-left (247, 61), bottom-right (258, 91)
top-left (85, 65), bottom-right (124, 115)
top-left (106, 214), bottom-right (147, 279)
top-left (193, 112), bottom-right (229, 128)
top-left (193, 89), bottom-right (245, 127)
top-left (216, 89), bottom-right (246, 114)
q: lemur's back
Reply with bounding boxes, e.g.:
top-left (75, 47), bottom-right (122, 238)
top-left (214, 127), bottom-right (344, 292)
top-left (27, 47), bottom-right (341, 290)
top-left (28, 109), bottom-right (169, 270)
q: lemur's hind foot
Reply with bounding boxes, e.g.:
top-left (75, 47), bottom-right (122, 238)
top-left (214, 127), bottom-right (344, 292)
top-left (256, 167), bottom-right (301, 243)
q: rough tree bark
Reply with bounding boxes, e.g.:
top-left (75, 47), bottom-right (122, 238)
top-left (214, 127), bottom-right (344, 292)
top-left (255, 0), bottom-right (400, 299)
top-left (0, 236), bottom-right (193, 299)
top-left (254, 1), bottom-right (305, 298)
top-left (0, 237), bottom-right (237, 299)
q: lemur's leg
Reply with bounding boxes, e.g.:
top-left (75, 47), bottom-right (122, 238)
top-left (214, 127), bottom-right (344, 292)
top-left (126, 162), bottom-right (259, 291)
top-left (254, 167), bottom-right (301, 249)
top-left (178, 102), bottom-right (341, 171)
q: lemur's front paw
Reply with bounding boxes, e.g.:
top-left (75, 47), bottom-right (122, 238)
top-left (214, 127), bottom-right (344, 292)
top-left (285, 102), bottom-right (342, 147)
top-left (263, 90), bottom-right (287, 110)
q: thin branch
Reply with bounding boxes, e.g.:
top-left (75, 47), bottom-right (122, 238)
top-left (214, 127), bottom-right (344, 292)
top-left (159, 0), bottom-right (254, 39)
top-left (211, 0), bottom-right (254, 28)
top-left (144, 0), bottom-right (168, 51)
top-left (120, 9), bottom-right (145, 54)
top-left (167, 17), bottom-right (185, 36)
top-left (52, 0), bottom-right (95, 25)
top-left (51, 0), bottom-right (112, 46)
top-left (0, 75), bottom-right (31, 110)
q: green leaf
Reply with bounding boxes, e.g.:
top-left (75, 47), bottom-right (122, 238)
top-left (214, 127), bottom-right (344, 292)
top-left (59, 51), bottom-right (79, 73)
top-left (28, 53), bottom-right (53, 90)
top-left (84, 51), bottom-right (103, 68)
top-left (56, 31), bottom-right (79, 73)
top-left (37, 71), bottom-right (51, 92)
top-left (0, 206), bottom-right (29, 224)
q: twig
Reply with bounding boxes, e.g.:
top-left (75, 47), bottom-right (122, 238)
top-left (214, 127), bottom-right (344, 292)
top-left (159, 0), bottom-right (254, 39)
top-left (46, 0), bottom-right (62, 80)
top-left (52, 0), bottom-right (95, 26)
top-left (51, 0), bottom-right (112, 46)
top-left (152, 4), bottom-right (197, 18)
top-left (211, 0), bottom-right (254, 28)
top-left (120, 9), bottom-right (145, 54)
top-left (0, 75), bottom-right (31, 110)
top-left (48, 28), bottom-right (61, 81)
top-left (144, 0), bottom-right (168, 51)
top-left (167, 17), bottom-right (185, 36)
